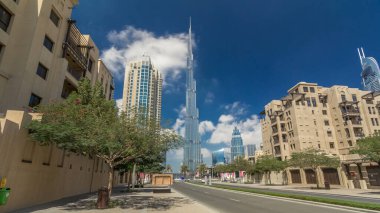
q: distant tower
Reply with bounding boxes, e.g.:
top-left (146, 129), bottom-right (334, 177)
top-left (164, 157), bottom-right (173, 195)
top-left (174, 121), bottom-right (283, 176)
top-left (183, 18), bottom-right (202, 173)
top-left (358, 47), bottom-right (380, 92)
top-left (231, 127), bottom-right (244, 161)
top-left (122, 55), bottom-right (162, 122)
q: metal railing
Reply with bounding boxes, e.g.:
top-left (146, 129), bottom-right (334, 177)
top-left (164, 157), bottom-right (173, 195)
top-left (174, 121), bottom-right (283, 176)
top-left (63, 20), bottom-right (92, 71)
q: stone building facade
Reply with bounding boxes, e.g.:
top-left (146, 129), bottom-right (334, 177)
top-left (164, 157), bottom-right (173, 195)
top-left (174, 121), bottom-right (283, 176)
top-left (261, 82), bottom-right (380, 189)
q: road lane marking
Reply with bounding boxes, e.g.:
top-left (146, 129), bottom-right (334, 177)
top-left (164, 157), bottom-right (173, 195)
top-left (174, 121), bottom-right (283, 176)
top-left (229, 198), bottom-right (240, 202)
top-left (184, 183), bottom-right (379, 213)
top-left (203, 191), bottom-right (210, 194)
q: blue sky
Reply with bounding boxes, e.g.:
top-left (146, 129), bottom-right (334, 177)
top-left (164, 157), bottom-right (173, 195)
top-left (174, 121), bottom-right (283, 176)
top-left (73, 0), bottom-right (380, 172)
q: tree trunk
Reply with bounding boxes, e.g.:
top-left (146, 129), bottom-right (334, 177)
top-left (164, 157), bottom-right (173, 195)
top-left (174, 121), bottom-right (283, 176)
top-left (268, 172), bottom-right (272, 185)
top-left (132, 163), bottom-right (136, 189)
top-left (313, 168), bottom-right (319, 189)
top-left (107, 165), bottom-right (114, 199)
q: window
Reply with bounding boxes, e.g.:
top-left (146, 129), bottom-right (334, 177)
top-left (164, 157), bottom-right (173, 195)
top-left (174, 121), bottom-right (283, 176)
top-left (306, 97), bottom-right (311, 107)
top-left (318, 144), bottom-right (321, 149)
top-left (43, 35), bottom-right (54, 52)
top-left (310, 87), bottom-right (315, 93)
top-left (311, 97), bottom-right (317, 107)
top-left (376, 118), bottom-right (379, 126)
top-left (29, 93), bottom-right (42, 107)
top-left (303, 87), bottom-right (309, 92)
top-left (341, 94), bottom-right (346, 102)
top-left (324, 120), bottom-right (329, 126)
top-left (36, 63), bottom-right (48, 79)
top-left (348, 140), bottom-right (353, 147)
top-left (373, 107), bottom-right (376, 114)
top-left (329, 142), bottom-right (335, 149)
top-left (322, 110), bottom-right (327, 115)
top-left (88, 59), bottom-right (93, 72)
top-left (49, 9), bottom-right (60, 26)
top-left (0, 5), bottom-right (11, 32)
top-left (368, 107), bottom-right (372, 114)
top-left (371, 118), bottom-right (375, 126)
top-left (352, 94), bottom-right (357, 102)
top-left (327, 130), bottom-right (332, 137)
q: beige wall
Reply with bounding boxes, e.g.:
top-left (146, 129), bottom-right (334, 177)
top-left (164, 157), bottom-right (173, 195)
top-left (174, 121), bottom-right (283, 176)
top-left (0, 111), bottom-right (109, 212)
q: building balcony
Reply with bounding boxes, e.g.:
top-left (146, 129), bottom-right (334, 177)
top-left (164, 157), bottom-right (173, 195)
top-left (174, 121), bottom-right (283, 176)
top-left (354, 133), bottom-right (365, 138)
top-left (344, 120), bottom-right (362, 126)
top-left (353, 128), bottom-right (365, 138)
top-left (341, 109), bottom-right (360, 117)
top-left (62, 20), bottom-right (93, 76)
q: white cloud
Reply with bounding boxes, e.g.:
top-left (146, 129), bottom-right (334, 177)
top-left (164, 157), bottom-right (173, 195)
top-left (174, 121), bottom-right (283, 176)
top-left (172, 106), bottom-right (186, 137)
top-left (101, 26), bottom-right (190, 86)
top-left (115, 98), bottom-right (123, 113)
top-left (201, 148), bottom-right (212, 158)
top-left (208, 114), bottom-right (261, 146)
top-left (199, 120), bottom-right (216, 135)
top-left (219, 114), bottom-right (234, 123)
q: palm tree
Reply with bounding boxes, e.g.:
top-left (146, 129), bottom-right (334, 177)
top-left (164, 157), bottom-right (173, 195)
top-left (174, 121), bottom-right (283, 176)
top-left (197, 163), bottom-right (207, 178)
top-left (180, 164), bottom-right (189, 178)
top-left (165, 164), bottom-right (173, 173)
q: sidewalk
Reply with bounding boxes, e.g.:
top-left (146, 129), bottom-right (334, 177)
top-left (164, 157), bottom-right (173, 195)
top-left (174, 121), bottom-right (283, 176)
top-left (215, 181), bottom-right (380, 199)
top-left (15, 186), bottom-right (217, 213)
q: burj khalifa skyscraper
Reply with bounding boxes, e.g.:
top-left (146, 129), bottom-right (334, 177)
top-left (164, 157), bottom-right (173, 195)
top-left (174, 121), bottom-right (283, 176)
top-left (183, 19), bottom-right (202, 173)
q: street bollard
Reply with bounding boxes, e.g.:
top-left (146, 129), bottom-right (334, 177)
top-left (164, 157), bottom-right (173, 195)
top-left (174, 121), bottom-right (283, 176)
top-left (97, 187), bottom-right (109, 209)
top-left (324, 181), bottom-right (330, 190)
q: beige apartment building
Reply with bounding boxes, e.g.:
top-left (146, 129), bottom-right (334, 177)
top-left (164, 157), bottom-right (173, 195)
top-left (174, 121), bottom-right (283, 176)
top-left (122, 56), bottom-right (162, 122)
top-left (0, 0), bottom-right (116, 211)
top-left (261, 82), bottom-right (380, 189)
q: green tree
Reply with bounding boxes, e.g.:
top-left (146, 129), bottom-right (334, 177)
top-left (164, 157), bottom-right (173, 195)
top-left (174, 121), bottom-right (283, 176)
top-left (197, 163), bottom-right (207, 177)
top-left (289, 148), bottom-right (340, 188)
top-left (254, 155), bottom-right (287, 185)
top-left (181, 164), bottom-right (189, 178)
top-left (165, 164), bottom-right (173, 173)
top-left (351, 135), bottom-right (380, 163)
top-left (28, 79), bottom-right (182, 201)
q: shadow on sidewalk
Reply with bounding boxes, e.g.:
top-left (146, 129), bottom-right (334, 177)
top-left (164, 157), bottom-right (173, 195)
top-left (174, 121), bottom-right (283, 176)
top-left (61, 195), bottom-right (193, 211)
top-left (16, 186), bottom-right (194, 212)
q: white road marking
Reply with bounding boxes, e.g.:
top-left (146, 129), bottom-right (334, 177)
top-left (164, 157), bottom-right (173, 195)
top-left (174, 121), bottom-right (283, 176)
top-left (229, 198), bottom-right (240, 202)
top-left (204, 191), bottom-right (210, 194)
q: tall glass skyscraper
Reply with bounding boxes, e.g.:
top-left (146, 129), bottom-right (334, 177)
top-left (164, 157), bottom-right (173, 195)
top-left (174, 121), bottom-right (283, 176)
top-left (231, 127), bottom-right (244, 161)
top-left (358, 47), bottom-right (380, 92)
top-left (212, 148), bottom-right (231, 166)
top-left (183, 19), bottom-right (202, 173)
top-left (122, 56), bottom-right (162, 121)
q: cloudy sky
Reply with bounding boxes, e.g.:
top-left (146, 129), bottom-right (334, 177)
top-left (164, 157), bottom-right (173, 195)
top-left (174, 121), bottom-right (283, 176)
top-left (73, 0), bottom-right (380, 172)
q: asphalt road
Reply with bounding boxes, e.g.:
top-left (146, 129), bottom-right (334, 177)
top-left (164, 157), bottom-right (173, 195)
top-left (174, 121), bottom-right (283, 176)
top-left (172, 182), bottom-right (379, 213)
top-left (212, 183), bottom-right (380, 204)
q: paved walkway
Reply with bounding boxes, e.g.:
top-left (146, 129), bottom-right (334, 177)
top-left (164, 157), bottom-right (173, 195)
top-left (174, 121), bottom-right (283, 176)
top-left (15, 187), bottom-right (216, 213)
top-left (215, 182), bottom-right (380, 199)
